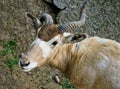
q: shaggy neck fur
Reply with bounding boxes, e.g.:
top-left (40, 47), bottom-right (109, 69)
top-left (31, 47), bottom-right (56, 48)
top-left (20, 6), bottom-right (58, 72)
top-left (48, 43), bottom-right (76, 73)
top-left (46, 37), bottom-right (120, 89)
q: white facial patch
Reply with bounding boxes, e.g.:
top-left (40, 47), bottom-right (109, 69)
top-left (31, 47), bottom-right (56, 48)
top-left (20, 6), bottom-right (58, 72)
top-left (31, 35), bottom-right (61, 58)
top-left (31, 38), bottom-right (52, 58)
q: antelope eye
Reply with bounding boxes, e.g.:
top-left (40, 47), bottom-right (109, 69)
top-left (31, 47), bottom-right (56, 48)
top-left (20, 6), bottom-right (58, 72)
top-left (52, 41), bottom-right (58, 46)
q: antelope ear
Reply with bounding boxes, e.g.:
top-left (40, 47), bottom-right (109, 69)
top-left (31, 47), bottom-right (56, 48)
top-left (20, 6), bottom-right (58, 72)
top-left (25, 12), bottom-right (42, 30)
top-left (63, 33), bottom-right (88, 43)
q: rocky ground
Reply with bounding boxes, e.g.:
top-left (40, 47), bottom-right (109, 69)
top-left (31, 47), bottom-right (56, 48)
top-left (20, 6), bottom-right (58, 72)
top-left (0, 0), bottom-right (120, 89)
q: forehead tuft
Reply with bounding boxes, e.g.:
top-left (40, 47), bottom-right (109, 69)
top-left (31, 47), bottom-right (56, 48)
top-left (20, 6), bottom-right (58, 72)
top-left (38, 24), bottom-right (63, 41)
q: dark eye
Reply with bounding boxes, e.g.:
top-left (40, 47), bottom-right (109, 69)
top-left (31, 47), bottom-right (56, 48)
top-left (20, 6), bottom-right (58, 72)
top-left (52, 41), bottom-right (58, 46)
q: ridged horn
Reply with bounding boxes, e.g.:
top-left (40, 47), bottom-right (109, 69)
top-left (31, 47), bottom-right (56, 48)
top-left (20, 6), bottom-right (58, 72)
top-left (57, 0), bottom-right (90, 31)
top-left (25, 12), bottom-right (42, 30)
top-left (39, 11), bottom-right (53, 25)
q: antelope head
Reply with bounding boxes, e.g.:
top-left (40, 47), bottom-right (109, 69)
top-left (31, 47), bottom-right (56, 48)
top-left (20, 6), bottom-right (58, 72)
top-left (19, 1), bottom-right (88, 72)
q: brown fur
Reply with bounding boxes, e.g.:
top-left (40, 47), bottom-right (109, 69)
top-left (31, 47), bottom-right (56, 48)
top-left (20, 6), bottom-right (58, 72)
top-left (38, 24), bottom-right (62, 41)
top-left (47, 37), bottom-right (120, 89)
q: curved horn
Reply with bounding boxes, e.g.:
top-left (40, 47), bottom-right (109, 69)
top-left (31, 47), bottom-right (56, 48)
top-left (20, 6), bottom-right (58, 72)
top-left (57, 0), bottom-right (90, 31)
top-left (39, 11), bottom-right (53, 25)
top-left (25, 12), bottom-right (42, 30)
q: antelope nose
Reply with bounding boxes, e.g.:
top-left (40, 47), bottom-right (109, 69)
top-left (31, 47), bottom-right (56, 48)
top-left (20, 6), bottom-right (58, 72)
top-left (19, 53), bottom-right (26, 58)
top-left (20, 61), bottom-right (30, 67)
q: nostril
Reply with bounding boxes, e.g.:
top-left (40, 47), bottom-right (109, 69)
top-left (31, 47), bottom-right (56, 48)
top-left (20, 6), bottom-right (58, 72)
top-left (20, 61), bottom-right (30, 67)
top-left (20, 53), bottom-right (26, 58)
top-left (20, 61), bottom-right (23, 66)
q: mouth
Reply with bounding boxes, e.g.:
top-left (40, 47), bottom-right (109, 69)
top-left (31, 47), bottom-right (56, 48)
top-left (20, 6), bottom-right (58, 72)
top-left (20, 61), bottom-right (30, 67)
top-left (19, 60), bottom-right (37, 72)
